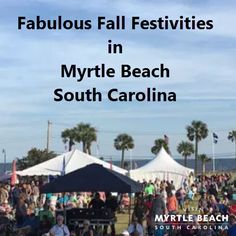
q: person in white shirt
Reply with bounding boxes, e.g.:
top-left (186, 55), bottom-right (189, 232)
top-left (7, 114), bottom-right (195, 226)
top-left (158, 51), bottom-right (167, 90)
top-left (127, 217), bottom-right (143, 236)
top-left (49, 215), bottom-right (70, 236)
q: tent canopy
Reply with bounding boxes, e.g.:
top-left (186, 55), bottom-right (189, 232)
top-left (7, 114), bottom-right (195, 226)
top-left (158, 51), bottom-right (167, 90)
top-left (129, 147), bottom-right (194, 188)
top-left (41, 164), bottom-right (142, 193)
top-left (17, 149), bottom-right (127, 176)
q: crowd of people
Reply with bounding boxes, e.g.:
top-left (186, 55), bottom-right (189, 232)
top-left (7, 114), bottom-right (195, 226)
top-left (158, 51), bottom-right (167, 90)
top-left (0, 173), bottom-right (235, 236)
top-left (129, 173), bottom-right (236, 236)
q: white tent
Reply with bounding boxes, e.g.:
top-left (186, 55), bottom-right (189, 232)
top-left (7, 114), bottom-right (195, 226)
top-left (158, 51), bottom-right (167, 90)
top-left (129, 147), bottom-right (194, 188)
top-left (17, 149), bottom-right (127, 176)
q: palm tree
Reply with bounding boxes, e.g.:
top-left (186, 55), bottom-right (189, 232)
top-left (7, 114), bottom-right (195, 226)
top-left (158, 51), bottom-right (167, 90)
top-left (228, 130), bottom-right (236, 168)
top-left (177, 141), bottom-right (194, 167)
top-left (198, 154), bottom-right (211, 175)
top-left (186, 120), bottom-right (208, 174)
top-left (74, 123), bottom-right (97, 154)
top-left (61, 128), bottom-right (75, 151)
top-left (151, 138), bottom-right (170, 155)
top-left (114, 133), bottom-right (134, 169)
top-left (61, 123), bottom-right (97, 154)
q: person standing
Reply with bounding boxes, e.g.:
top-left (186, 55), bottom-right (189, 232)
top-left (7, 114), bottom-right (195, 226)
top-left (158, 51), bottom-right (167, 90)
top-left (150, 191), bottom-right (166, 233)
top-left (31, 182), bottom-right (39, 206)
top-left (132, 198), bottom-right (147, 225)
top-left (89, 192), bottom-right (105, 210)
top-left (198, 192), bottom-right (208, 213)
top-left (103, 192), bottom-right (118, 236)
top-left (38, 202), bottom-right (55, 226)
top-left (15, 195), bottom-right (27, 226)
top-left (176, 187), bottom-right (186, 209)
top-left (12, 184), bottom-right (21, 207)
top-left (144, 182), bottom-right (155, 196)
top-left (0, 184), bottom-right (9, 205)
top-left (167, 191), bottom-right (178, 214)
top-left (144, 195), bottom-right (153, 236)
top-left (227, 215), bottom-right (236, 236)
top-left (150, 191), bottom-right (166, 219)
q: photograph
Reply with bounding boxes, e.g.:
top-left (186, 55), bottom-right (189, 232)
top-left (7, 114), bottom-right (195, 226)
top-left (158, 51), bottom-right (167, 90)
top-left (0, 1), bottom-right (236, 235)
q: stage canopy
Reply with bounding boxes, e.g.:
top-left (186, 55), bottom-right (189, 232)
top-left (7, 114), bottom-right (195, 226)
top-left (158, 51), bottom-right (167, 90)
top-left (41, 163), bottom-right (142, 193)
top-left (17, 149), bottom-right (127, 176)
top-left (129, 147), bottom-right (194, 188)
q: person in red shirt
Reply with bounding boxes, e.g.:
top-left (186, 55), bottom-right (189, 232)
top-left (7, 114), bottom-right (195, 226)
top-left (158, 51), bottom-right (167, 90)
top-left (167, 191), bottom-right (178, 214)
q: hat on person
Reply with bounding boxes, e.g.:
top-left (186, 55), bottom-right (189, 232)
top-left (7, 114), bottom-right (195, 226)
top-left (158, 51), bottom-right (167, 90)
top-left (83, 219), bottom-right (90, 225)
top-left (122, 230), bottom-right (130, 236)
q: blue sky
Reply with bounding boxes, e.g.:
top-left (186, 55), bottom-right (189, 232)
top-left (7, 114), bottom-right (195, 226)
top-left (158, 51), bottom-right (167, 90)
top-left (0, 0), bottom-right (236, 162)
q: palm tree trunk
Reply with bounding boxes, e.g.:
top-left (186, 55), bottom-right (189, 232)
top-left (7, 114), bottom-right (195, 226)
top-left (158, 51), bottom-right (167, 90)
top-left (69, 138), bottom-right (73, 151)
top-left (82, 142), bottom-right (86, 153)
top-left (121, 149), bottom-right (125, 168)
top-left (88, 146), bottom-right (91, 155)
top-left (184, 156), bottom-right (187, 167)
top-left (203, 162), bottom-right (205, 175)
top-left (195, 137), bottom-right (198, 174)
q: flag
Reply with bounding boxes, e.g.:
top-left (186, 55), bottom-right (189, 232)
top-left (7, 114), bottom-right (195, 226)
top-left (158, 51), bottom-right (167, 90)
top-left (164, 134), bottom-right (169, 144)
top-left (61, 156), bottom-right (66, 176)
top-left (213, 132), bottom-right (218, 144)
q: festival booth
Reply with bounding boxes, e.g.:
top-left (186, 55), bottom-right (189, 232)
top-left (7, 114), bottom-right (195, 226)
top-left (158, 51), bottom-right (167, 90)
top-left (17, 149), bottom-right (127, 176)
top-left (129, 147), bottom-right (194, 189)
top-left (41, 164), bottom-right (142, 230)
top-left (41, 163), bottom-right (141, 193)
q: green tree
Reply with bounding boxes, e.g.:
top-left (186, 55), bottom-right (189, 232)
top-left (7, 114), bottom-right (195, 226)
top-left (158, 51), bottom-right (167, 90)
top-left (61, 123), bottom-right (97, 154)
top-left (151, 138), bottom-right (170, 155)
top-left (17, 148), bottom-right (57, 170)
top-left (114, 133), bottom-right (134, 169)
top-left (61, 128), bottom-right (75, 151)
top-left (186, 120), bottom-right (208, 174)
top-left (74, 123), bottom-right (97, 154)
top-left (228, 130), bottom-right (236, 168)
top-left (198, 154), bottom-right (211, 175)
top-left (177, 141), bottom-right (194, 167)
